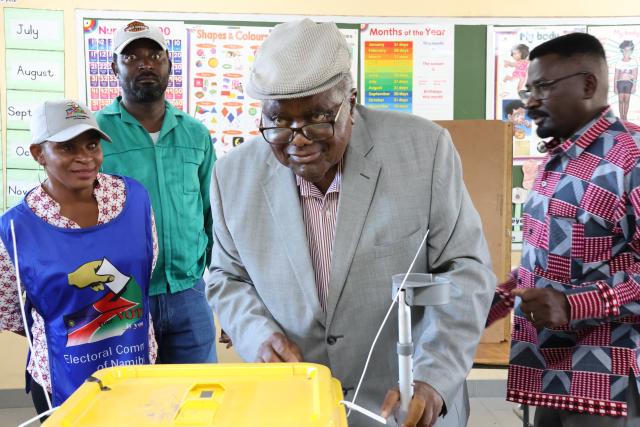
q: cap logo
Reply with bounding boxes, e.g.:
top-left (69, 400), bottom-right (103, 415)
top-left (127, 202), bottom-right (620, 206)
top-left (65, 102), bottom-right (89, 120)
top-left (124, 21), bottom-right (149, 33)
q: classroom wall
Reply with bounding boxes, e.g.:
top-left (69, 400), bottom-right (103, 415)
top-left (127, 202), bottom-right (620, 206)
top-left (3, 0), bottom-right (640, 17)
top-left (2, 0), bottom-right (640, 102)
top-left (1, 0), bottom-right (639, 391)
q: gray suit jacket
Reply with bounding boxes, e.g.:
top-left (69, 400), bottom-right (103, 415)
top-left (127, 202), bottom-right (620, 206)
top-left (207, 105), bottom-right (496, 426)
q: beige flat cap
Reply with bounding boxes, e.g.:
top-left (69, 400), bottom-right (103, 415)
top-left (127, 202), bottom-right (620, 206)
top-left (246, 19), bottom-right (352, 100)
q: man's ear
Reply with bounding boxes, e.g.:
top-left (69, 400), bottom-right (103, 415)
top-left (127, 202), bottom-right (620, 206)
top-left (111, 61), bottom-right (118, 77)
top-left (167, 50), bottom-right (172, 75)
top-left (583, 73), bottom-right (598, 99)
top-left (349, 89), bottom-right (358, 113)
top-left (30, 144), bottom-right (45, 165)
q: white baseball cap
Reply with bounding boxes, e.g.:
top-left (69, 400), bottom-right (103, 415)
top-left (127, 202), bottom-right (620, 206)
top-left (30, 99), bottom-right (112, 145)
top-left (113, 20), bottom-right (167, 54)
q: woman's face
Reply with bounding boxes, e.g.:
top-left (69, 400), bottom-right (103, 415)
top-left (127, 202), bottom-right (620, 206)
top-left (30, 130), bottom-right (103, 193)
top-left (623, 46), bottom-right (634, 60)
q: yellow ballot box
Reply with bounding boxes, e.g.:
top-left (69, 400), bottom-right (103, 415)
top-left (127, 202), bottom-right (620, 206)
top-left (44, 363), bottom-right (348, 427)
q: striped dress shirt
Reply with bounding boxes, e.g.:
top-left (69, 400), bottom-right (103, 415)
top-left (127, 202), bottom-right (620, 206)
top-left (296, 163), bottom-right (342, 311)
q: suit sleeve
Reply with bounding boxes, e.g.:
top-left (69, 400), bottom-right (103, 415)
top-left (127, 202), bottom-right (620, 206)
top-left (412, 128), bottom-right (497, 411)
top-left (205, 162), bottom-right (283, 361)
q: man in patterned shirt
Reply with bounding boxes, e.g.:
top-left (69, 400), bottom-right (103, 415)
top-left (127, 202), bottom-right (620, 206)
top-left (488, 33), bottom-right (640, 426)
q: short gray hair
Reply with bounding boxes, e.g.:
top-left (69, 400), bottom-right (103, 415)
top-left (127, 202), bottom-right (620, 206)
top-left (333, 74), bottom-right (355, 100)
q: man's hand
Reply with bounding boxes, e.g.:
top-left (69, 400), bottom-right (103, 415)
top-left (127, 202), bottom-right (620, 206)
top-left (219, 329), bottom-right (233, 349)
top-left (511, 287), bottom-right (570, 329)
top-left (68, 260), bottom-right (114, 291)
top-left (255, 332), bottom-right (303, 362)
top-left (379, 381), bottom-right (444, 427)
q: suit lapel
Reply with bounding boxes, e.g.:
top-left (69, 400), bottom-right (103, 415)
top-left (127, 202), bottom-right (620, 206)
top-left (326, 112), bottom-right (381, 328)
top-left (261, 157), bottom-right (325, 326)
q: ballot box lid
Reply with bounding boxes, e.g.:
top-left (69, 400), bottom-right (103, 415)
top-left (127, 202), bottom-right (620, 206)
top-left (44, 363), bottom-right (348, 427)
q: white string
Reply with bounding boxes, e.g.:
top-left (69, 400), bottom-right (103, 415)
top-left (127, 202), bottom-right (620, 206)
top-left (346, 229), bottom-right (429, 417)
top-left (17, 406), bottom-right (60, 427)
top-left (340, 400), bottom-right (387, 424)
top-left (10, 220), bottom-right (53, 411)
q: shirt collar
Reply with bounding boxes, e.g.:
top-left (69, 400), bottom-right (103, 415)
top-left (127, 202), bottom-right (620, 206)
top-left (30, 173), bottom-right (107, 214)
top-left (296, 161), bottom-right (343, 198)
top-left (544, 106), bottom-right (615, 159)
top-left (104, 96), bottom-right (180, 136)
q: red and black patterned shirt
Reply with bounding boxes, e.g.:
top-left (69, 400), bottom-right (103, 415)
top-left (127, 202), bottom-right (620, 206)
top-left (488, 107), bottom-right (640, 417)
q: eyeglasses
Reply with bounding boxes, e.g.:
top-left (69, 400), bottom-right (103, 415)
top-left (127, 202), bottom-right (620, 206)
top-left (259, 98), bottom-right (346, 145)
top-left (520, 72), bottom-right (591, 102)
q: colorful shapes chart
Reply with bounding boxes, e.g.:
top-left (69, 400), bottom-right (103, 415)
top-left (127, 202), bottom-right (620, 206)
top-left (187, 25), bottom-right (270, 158)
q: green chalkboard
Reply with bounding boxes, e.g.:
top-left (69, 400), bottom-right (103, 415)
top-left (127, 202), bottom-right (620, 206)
top-left (340, 24), bottom-right (489, 119)
top-left (454, 26), bottom-right (487, 120)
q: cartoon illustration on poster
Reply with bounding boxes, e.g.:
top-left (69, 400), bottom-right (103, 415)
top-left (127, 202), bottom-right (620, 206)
top-left (83, 18), bottom-right (186, 112)
top-left (492, 26), bottom-right (585, 247)
top-left (360, 24), bottom-right (454, 120)
top-left (186, 24), bottom-right (359, 159)
top-left (588, 26), bottom-right (640, 124)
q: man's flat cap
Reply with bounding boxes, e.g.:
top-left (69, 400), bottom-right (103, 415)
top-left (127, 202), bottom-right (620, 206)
top-left (246, 19), bottom-right (351, 100)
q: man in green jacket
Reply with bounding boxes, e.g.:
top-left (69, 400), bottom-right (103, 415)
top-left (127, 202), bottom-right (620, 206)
top-left (97, 20), bottom-right (217, 363)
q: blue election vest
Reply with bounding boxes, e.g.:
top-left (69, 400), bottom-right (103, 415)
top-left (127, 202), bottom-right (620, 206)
top-left (0, 176), bottom-right (153, 405)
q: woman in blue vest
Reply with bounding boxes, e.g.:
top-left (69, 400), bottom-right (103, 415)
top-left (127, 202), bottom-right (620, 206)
top-left (0, 100), bottom-right (157, 417)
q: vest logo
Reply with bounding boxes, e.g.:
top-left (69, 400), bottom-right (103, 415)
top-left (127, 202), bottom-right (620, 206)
top-left (124, 21), bottom-right (149, 33)
top-left (65, 102), bottom-right (89, 121)
top-left (64, 258), bottom-right (145, 347)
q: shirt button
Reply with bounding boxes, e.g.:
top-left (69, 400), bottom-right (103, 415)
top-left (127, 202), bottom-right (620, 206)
top-left (325, 210), bottom-right (331, 219)
top-left (541, 181), bottom-right (547, 188)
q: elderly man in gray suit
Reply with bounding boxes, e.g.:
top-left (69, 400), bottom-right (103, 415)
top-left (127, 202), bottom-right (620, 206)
top-left (207, 19), bottom-right (495, 427)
